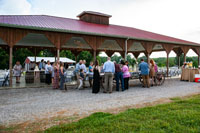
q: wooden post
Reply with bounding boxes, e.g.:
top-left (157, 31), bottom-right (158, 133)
top-left (198, 55), bottom-right (200, 67)
top-left (184, 53), bottom-right (186, 62)
top-left (147, 53), bottom-right (150, 64)
top-left (181, 46), bottom-right (190, 63)
top-left (178, 55), bottom-right (180, 69)
top-left (166, 53), bottom-right (169, 77)
top-left (75, 56), bottom-right (77, 62)
top-left (34, 48), bottom-right (37, 62)
top-left (93, 50), bottom-right (96, 62)
top-left (125, 38), bottom-right (128, 61)
top-left (9, 46), bottom-right (13, 86)
top-left (57, 49), bottom-right (60, 61)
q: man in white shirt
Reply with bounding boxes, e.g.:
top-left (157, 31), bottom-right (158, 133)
top-left (103, 57), bottom-right (115, 93)
top-left (45, 60), bottom-right (52, 85)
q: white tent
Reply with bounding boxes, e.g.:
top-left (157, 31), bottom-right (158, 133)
top-left (25, 56), bottom-right (75, 63)
top-left (25, 57), bottom-right (76, 71)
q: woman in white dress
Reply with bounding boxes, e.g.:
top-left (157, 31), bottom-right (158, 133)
top-left (13, 61), bottom-right (22, 83)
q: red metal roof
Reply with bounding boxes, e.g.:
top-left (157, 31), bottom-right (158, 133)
top-left (0, 15), bottom-right (198, 45)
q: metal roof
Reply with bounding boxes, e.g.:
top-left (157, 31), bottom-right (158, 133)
top-left (0, 15), bottom-right (199, 46)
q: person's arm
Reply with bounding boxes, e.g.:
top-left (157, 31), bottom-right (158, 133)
top-left (139, 64), bottom-right (141, 71)
top-left (103, 63), bottom-right (106, 71)
top-left (61, 67), bottom-right (64, 75)
top-left (14, 65), bottom-right (16, 70)
top-left (45, 65), bottom-right (48, 72)
top-left (112, 63), bottom-right (115, 73)
top-left (121, 66), bottom-right (125, 73)
top-left (89, 66), bottom-right (93, 72)
top-left (84, 65), bottom-right (87, 73)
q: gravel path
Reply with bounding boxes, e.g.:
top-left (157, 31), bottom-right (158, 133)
top-left (0, 78), bottom-right (200, 125)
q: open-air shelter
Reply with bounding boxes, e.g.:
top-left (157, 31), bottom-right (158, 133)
top-left (0, 11), bottom-right (200, 86)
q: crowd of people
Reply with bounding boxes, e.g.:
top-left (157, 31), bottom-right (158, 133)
top-left (13, 59), bottom-right (68, 90)
top-left (75, 57), bottom-right (133, 94)
top-left (42, 60), bottom-right (68, 90)
top-left (13, 57), bottom-right (158, 92)
top-left (74, 57), bottom-right (159, 93)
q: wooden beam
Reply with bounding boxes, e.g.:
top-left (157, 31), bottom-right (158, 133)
top-left (166, 53), bottom-right (169, 77)
top-left (45, 32), bottom-right (61, 49)
top-left (127, 40), bottom-right (134, 51)
top-left (116, 38), bottom-right (125, 51)
top-left (173, 47), bottom-right (183, 57)
top-left (192, 47), bottom-right (200, 56)
top-left (198, 55), bottom-right (200, 66)
top-left (60, 34), bottom-right (73, 48)
top-left (82, 36), bottom-right (105, 50)
top-left (106, 51), bottom-right (115, 57)
top-left (96, 37), bottom-right (105, 50)
top-left (132, 52), bottom-right (140, 59)
top-left (93, 50), bottom-right (96, 62)
top-left (184, 53), bottom-right (186, 62)
top-left (119, 51), bottom-right (125, 58)
top-left (57, 49), bottom-right (60, 61)
top-left (177, 55), bottom-right (180, 69)
top-left (9, 46), bottom-right (13, 86)
top-left (82, 35), bottom-right (95, 50)
top-left (0, 27), bottom-right (28, 47)
top-left (181, 46), bottom-right (190, 55)
top-left (141, 42), bottom-right (155, 54)
top-left (162, 44), bottom-right (174, 54)
top-left (146, 52), bottom-right (150, 64)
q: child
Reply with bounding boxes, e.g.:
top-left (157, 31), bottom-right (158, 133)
top-left (78, 69), bottom-right (85, 90)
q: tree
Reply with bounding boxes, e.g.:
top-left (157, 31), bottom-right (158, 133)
top-left (0, 48), bottom-right (9, 69)
top-left (60, 50), bottom-right (75, 60)
top-left (77, 51), bottom-right (92, 66)
top-left (98, 56), bottom-right (107, 65)
top-left (111, 54), bottom-right (122, 63)
top-left (127, 55), bottom-right (136, 67)
top-left (13, 48), bottom-right (33, 66)
top-left (38, 49), bottom-right (54, 57)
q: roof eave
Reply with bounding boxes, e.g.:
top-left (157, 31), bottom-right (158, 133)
top-left (0, 23), bottom-right (199, 47)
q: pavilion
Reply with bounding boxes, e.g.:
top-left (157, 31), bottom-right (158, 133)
top-left (0, 11), bottom-right (200, 86)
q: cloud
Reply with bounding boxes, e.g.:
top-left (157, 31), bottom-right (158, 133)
top-left (0, 0), bottom-right (31, 15)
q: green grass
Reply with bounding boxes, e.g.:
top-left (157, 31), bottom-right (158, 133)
top-left (45, 95), bottom-right (200, 133)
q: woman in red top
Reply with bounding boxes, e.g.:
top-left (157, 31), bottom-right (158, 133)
top-left (121, 61), bottom-right (131, 90)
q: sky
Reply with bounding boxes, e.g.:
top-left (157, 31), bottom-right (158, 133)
top-left (0, 0), bottom-right (199, 58)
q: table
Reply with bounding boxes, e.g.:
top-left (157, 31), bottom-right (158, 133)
top-left (181, 68), bottom-right (200, 82)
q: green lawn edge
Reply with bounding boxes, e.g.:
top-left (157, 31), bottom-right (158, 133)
top-left (44, 95), bottom-right (200, 133)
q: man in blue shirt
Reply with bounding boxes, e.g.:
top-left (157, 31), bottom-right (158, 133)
top-left (103, 57), bottom-right (115, 93)
top-left (80, 60), bottom-right (87, 73)
top-left (75, 60), bottom-right (82, 73)
top-left (39, 59), bottom-right (45, 70)
top-left (139, 59), bottom-right (150, 88)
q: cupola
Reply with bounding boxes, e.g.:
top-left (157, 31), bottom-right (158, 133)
top-left (77, 11), bottom-right (112, 25)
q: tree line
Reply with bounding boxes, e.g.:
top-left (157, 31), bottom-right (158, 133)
top-left (0, 48), bottom-right (198, 69)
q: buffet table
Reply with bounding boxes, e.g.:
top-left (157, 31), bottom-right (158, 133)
top-left (181, 68), bottom-right (200, 82)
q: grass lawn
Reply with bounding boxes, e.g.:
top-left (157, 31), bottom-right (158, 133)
top-left (45, 95), bottom-right (200, 133)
